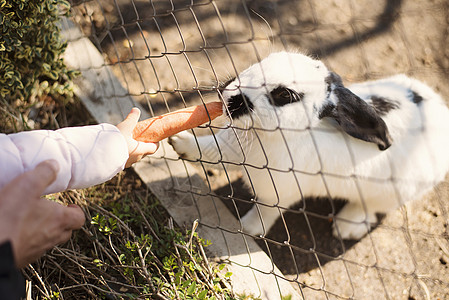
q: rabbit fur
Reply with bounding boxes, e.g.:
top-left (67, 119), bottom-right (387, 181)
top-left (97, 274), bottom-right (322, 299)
top-left (169, 51), bottom-right (449, 240)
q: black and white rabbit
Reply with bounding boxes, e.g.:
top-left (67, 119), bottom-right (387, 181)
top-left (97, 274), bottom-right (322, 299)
top-left (169, 51), bottom-right (449, 240)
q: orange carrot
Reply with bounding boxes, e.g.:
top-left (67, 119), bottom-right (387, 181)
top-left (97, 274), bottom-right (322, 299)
top-left (133, 101), bottom-right (223, 143)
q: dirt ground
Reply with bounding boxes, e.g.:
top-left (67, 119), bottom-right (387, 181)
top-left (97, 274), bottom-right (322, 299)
top-left (71, 0), bottom-right (449, 299)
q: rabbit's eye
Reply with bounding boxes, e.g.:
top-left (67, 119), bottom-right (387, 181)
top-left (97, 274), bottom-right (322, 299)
top-left (269, 86), bottom-right (304, 107)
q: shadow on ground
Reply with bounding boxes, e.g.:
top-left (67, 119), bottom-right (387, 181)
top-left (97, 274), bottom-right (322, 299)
top-left (214, 177), bottom-right (370, 275)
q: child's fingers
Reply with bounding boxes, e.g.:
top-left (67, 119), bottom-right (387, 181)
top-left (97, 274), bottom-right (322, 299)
top-left (125, 141), bottom-right (159, 168)
top-left (119, 108), bottom-right (141, 133)
top-left (126, 107), bottom-right (141, 126)
top-left (137, 141), bottom-right (159, 156)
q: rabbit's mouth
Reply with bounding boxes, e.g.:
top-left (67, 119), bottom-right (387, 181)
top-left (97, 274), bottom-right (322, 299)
top-left (225, 92), bottom-right (253, 120)
top-left (219, 77), bottom-right (254, 120)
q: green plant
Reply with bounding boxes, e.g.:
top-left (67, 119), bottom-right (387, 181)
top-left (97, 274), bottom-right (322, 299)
top-left (0, 0), bottom-right (77, 99)
top-left (89, 193), bottom-right (237, 299)
top-left (0, 0), bottom-right (80, 132)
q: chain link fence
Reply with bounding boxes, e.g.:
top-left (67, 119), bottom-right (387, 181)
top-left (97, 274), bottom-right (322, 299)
top-left (65, 0), bottom-right (449, 298)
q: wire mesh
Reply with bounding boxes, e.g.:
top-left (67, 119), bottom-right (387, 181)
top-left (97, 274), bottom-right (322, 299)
top-left (68, 0), bottom-right (449, 298)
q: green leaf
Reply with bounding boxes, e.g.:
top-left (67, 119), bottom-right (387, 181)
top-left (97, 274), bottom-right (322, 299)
top-left (93, 259), bottom-right (103, 267)
top-left (47, 70), bottom-right (59, 80)
top-left (186, 281), bottom-right (196, 295)
top-left (119, 254), bottom-right (126, 263)
top-left (42, 63), bottom-right (51, 71)
top-left (58, 0), bottom-right (71, 12)
top-left (181, 279), bottom-right (191, 289)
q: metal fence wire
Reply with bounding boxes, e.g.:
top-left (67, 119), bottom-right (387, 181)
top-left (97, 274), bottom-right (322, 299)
top-left (68, 0), bottom-right (449, 299)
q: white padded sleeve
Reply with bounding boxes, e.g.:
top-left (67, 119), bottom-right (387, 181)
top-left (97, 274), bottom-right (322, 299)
top-left (0, 124), bottom-right (129, 195)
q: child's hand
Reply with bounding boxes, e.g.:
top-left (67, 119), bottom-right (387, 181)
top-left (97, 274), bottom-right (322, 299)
top-left (117, 108), bottom-right (159, 168)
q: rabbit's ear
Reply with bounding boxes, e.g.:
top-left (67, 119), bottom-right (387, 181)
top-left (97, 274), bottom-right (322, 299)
top-left (321, 86), bottom-right (393, 150)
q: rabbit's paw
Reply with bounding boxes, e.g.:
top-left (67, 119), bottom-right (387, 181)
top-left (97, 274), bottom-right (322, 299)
top-left (241, 211), bottom-right (265, 236)
top-left (332, 219), bottom-right (371, 240)
top-left (168, 131), bottom-right (199, 159)
top-left (241, 205), bottom-right (280, 236)
top-left (332, 204), bottom-right (377, 240)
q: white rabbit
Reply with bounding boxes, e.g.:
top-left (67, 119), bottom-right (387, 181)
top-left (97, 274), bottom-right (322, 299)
top-left (169, 51), bottom-right (449, 240)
